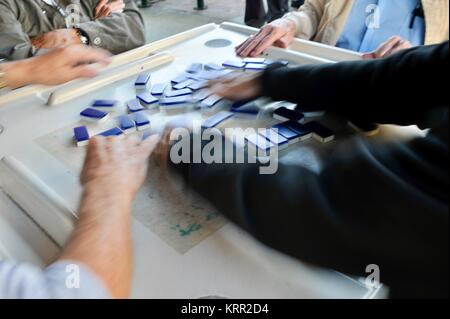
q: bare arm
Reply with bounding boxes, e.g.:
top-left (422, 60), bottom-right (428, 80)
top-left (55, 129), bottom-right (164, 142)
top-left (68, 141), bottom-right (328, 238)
top-left (59, 136), bottom-right (158, 298)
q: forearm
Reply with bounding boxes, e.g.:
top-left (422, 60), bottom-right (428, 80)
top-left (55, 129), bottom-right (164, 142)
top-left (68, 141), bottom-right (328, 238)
top-left (78, 2), bottom-right (145, 54)
top-left (59, 185), bottom-right (134, 299)
top-left (261, 43), bottom-right (449, 125)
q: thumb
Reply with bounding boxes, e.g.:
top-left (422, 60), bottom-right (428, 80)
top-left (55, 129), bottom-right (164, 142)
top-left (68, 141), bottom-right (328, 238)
top-left (274, 35), bottom-right (290, 48)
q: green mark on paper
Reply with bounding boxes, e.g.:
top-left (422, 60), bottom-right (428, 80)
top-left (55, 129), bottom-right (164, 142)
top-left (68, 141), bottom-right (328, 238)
top-left (171, 222), bottom-right (202, 237)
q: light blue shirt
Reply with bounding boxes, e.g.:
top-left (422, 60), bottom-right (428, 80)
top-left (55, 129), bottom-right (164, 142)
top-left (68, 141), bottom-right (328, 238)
top-left (336, 0), bottom-right (425, 53)
top-left (0, 260), bottom-right (110, 299)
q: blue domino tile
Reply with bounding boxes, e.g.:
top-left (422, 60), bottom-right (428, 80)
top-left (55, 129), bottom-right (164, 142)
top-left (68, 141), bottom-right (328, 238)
top-left (271, 123), bottom-right (301, 143)
top-left (80, 108), bottom-right (109, 121)
top-left (264, 60), bottom-right (289, 66)
top-left (246, 133), bottom-right (275, 152)
top-left (243, 57), bottom-right (265, 64)
top-left (92, 99), bottom-right (117, 108)
top-left (258, 129), bottom-right (289, 149)
top-left (151, 83), bottom-right (167, 96)
top-left (171, 74), bottom-right (189, 84)
top-left (230, 101), bottom-right (259, 115)
top-left (245, 63), bottom-right (267, 71)
top-left (192, 89), bottom-right (212, 102)
top-left (201, 111), bottom-right (234, 129)
top-left (273, 107), bottom-right (305, 123)
top-left (222, 60), bottom-right (246, 69)
top-left (173, 79), bottom-right (196, 90)
top-left (74, 126), bottom-right (90, 146)
top-left (119, 115), bottom-right (136, 133)
top-left (135, 73), bottom-right (151, 87)
top-left (283, 121), bottom-right (313, 141)
top-left (98, 127), bottom-right (124, 138)
top-left (188, 80), bottom-right (208, 91)
top-left (159, 96), bottom-right (191, 106)
top-left (127, 99), bottom-right (145, 113)
top-left (200, 94), bottom-right (222, 108)
top-left (303, 121), bottom-right (335, 143)
top-left (204, 63), bottom-right (224, 71)
top-left (133, 112), bottom-right (151, 130)
top-left (186, 63), bottom-right (203, 73)
top-left (165, 88), bottom-right (192, 98)
top-left (137, 92), bottom-right (159, 106)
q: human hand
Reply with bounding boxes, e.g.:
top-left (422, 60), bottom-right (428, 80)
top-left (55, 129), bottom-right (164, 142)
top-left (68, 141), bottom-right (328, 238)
top-left (209, 73), bottom-right (263, 101)
top-left (31, 29), bottom-right (81, 49)
top-left (362, 36), bottom-right (413, 60)
top-left (81, 135), bottom-right (160, 200)
top-left (2, 45), bottom-right (111, 89)
top-left (236, 19), bottom-right (297, 57)
top-left (95, 0), bottom-right (125, 19)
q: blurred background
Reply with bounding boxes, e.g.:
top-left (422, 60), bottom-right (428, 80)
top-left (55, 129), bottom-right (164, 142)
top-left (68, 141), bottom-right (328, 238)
top-left (136, 0), bottom-right (303, 42)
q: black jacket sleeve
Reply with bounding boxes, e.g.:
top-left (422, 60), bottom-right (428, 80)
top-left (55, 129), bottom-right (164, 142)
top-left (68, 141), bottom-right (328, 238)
top-left (169, 43), bottom-right (449, 298)
top-left (262, 42), bottom-right (449, 127)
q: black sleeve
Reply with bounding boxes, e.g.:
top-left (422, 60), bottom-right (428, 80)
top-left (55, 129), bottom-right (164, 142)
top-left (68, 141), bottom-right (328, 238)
top-left (261, 42), bottom-right (449, 126)
top-left (168, 43), bottom-right (449, 297)
top-left (169, 133), bottom-right (449, 298)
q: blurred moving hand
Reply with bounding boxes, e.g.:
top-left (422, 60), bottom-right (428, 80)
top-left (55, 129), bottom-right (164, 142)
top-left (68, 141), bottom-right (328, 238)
top-left (210, 73), bottom-right (263, 101)
top-left (81, 135), bottom-right (159, 199)
top-left (2, 45), bottom-right (111, 89)
top-left (363, 36), bottom-right (413, 60)
top-left (31, 29), bottom-right (82, 49)
top-left (95, 0), bottom-right (126, 19)
top-left (236, 19), bottom-right (297, 57)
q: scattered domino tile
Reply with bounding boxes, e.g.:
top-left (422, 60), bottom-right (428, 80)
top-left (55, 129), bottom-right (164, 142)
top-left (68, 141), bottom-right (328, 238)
top-left (271, 123), bottom-right (301, 144)
top-left (222, 60), bottom-right (246, 69)
top-left (151, 83), bottom-right (167, 96)
top-left (135, 72), bottom-right (151, 88)
top-left (133, 112), bottom-right (151, 131)
top-left (264, 60), bottom-right (289, 66)
top-left (186, 63), bottom-right (203, 73)
top-left (173, 79), bottom-right (196, 90)
top-left (246, 133), bottom-right (275, 153)
top-left (192, 89), bottom-right (213, 102)
top-left (80, 108), bottom-right (109, 122)
top-left (165, 88), bottom-right (192, 98)
top-left (119, 115), bottom-right (136, 134)
top-left (204, 63), bottom-right (224, 71)
top-left (245, 63), bottom-right (267, 71)
top-left (283, 121), bottom-right (313, 141)
top-left (303, 121), bottom-right (335, 143)
top-left (127, 99), bottom-right (145, 113)
top-left (230, 101), bottom-right (259, 115)
top-left (74, 126), bottom-right (90, 147)
top-left (273, 107), bottom-right (305, 123)
top-left (258, 129), bottom-right (289, 150)
top-left (98, 127), bottom-right (124, 138)
top-left (188, 80), bottom-right (208, 91)
top-left (200, 94), bottom-right (222, 108)
top-left (171, 74), bottom-right (189, 84)
top-left (92, 99), bottom-right (117, 108)
top-left (243, 57), bottom-right (265, 64)
top-left (159, 95), bottom-right (191, 106)
top-left (137, 92), bottom-right (159, 107)
top-left (201, 111), bottom-right (234, 129)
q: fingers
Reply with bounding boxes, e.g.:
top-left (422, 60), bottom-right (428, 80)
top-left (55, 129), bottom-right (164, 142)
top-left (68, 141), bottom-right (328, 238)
top-left (249, 30), bottom-right (283, 57)
top-left (72, 64), bottom-right (101, 80)
top-left (382, 39), bottom-right (412, 57)
top-left (64, 45), bottom-right (112, 66)
top-left (235, 36), bottom-right (255, 55)
top-left (237, 27), bottom-right (273, 57)
top-left (139, 134), bottom-right (160, 159)
top-left (95, 0), bottom-right (108, 17)
top-left (373, 36), bottom-right (402, 59)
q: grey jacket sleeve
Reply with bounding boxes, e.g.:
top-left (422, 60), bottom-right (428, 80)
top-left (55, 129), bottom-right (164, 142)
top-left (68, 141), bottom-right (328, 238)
top-left (0, 260), bottom-right (111, 299)
top-left (78, 0), bottom-right (145, 54)
top-left (0, 2), bottom-right (34, 60)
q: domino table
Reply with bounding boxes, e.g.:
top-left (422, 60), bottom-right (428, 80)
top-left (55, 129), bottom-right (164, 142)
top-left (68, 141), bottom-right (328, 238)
top-left (0, 23), bottom-right (423, 299)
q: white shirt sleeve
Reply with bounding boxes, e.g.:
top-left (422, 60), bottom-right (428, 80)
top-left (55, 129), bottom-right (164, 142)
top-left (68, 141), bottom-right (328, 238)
top-left (0, 260), bottom-right (111, 299)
